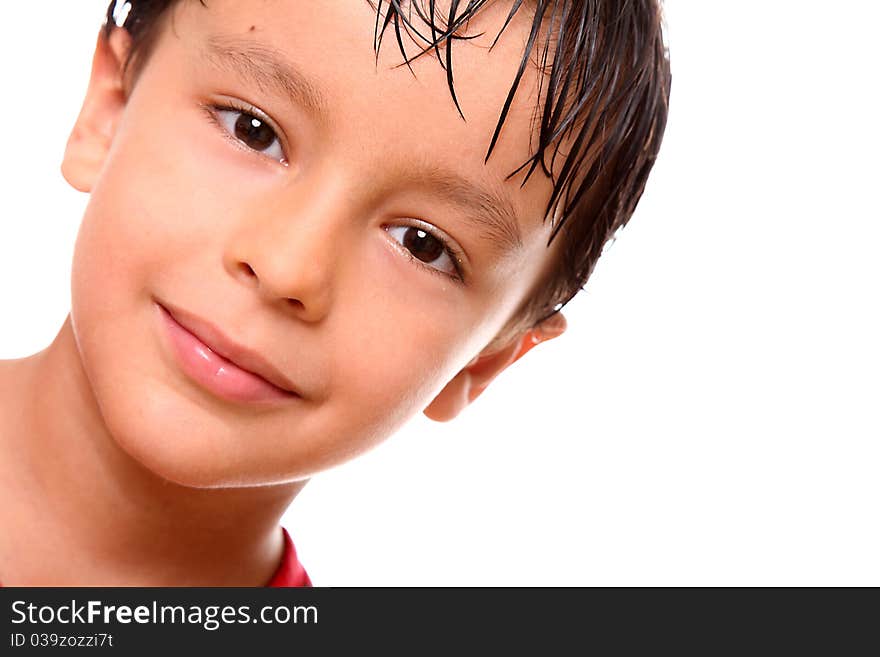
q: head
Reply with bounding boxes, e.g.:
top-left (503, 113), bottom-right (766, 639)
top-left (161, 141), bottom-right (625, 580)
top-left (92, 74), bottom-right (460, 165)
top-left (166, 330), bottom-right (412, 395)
top-left (62, 0), bottom-right (669, 487)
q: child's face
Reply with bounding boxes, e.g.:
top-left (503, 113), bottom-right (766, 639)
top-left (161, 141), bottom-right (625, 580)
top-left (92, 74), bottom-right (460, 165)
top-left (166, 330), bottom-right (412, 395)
top-left (63, 0), bottom-right (563, 487)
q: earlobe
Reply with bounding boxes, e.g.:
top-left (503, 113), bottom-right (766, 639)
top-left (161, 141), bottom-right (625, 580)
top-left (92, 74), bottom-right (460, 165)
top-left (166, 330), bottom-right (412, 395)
top-left (61, 28), bottom-right (131, 192)
top-left (423, 312), bottom-right (567, 422)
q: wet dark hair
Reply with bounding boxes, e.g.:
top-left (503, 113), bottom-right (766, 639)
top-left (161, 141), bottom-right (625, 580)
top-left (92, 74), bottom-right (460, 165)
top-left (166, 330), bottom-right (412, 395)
top-left (104, 0), bottom-right (670, 342)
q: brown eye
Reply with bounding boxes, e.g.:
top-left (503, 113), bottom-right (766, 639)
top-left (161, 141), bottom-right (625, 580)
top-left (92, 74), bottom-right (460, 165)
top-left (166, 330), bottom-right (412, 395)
top-left (234, 113), bottom-right (276, 152)
top-left (403, 227), bottom-right (445, 264)
top-left (386, 225), bottom-right (460, 279)
top-left (212, 105), bottom-right (286, 163)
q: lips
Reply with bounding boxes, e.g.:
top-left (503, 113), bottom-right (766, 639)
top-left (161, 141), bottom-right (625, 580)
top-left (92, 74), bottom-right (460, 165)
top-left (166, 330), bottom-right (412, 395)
top-left (156, 300), bottom-right (301, 404)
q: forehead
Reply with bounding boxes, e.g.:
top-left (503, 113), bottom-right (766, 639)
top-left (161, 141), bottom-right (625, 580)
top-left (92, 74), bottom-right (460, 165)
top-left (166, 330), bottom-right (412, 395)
top-left (158, 0), bottom-right (558, 266)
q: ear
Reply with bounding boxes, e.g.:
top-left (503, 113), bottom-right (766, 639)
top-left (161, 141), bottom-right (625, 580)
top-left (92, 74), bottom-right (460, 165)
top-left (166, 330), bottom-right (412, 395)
top-left (61, 27), bottom-right (132, 192)
top-left (423, 312), bottom-right (567, 422)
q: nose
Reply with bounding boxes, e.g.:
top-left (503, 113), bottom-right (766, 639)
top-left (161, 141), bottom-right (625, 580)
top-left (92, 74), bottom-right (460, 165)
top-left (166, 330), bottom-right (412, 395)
top-left (223, 185), bottom-right (347, 323)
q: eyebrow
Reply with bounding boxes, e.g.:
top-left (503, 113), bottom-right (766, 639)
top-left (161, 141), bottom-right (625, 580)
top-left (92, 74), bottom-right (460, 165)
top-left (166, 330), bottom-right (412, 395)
top-left (203, 35), bottom-right (524, 256)
top-left (405, 167), bottom-right (524, 255)
top-left (204, 35), bottom-right (331, 128)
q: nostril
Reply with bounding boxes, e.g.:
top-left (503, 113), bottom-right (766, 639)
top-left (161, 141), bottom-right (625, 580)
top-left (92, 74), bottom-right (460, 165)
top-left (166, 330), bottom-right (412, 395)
top-left (238, 262), bottom-right (256, 278)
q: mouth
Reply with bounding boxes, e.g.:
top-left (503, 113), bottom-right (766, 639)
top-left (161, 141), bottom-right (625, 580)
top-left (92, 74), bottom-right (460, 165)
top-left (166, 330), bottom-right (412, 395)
top-left (155, 300), bottom-right (301, 405)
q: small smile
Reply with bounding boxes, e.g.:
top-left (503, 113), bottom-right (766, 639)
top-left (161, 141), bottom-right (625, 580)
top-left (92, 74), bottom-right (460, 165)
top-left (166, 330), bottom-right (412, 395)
top-left (155, 300), bottom-right (301, 405)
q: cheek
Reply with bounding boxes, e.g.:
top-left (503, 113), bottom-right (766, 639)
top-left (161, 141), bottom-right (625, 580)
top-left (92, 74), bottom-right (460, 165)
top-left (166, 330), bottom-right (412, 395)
top-left (71, 98), bottom-right (279, 305)
top-left (73, 128), bottom-right (193, 283)
top-left (330, 246), bottom-right (467, 421)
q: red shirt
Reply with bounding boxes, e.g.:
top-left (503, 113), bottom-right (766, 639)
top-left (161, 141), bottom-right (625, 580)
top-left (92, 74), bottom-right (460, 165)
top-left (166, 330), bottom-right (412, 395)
top-left (0, 526), bottom-right (311, 587)
top-left (266, 526), bottom-right (312, 587)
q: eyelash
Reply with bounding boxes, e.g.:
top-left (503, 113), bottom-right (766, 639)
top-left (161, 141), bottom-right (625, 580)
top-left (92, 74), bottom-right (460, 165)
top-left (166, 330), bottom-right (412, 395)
top-left (385, 224), bottom-right (466, 283)
top-left (201, 101), bottom-right (466, 283)
top-left (202, 100), bottom-right (289, 164)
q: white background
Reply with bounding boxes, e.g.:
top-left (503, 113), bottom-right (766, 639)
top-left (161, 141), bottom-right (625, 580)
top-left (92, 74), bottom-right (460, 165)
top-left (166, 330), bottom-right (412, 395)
top-left (1, 2), bottom-right (877, 585)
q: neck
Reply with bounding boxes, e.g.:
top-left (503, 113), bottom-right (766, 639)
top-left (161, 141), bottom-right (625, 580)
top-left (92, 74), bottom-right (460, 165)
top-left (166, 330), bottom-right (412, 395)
top-left (0, 315), bottom-right (306, 586)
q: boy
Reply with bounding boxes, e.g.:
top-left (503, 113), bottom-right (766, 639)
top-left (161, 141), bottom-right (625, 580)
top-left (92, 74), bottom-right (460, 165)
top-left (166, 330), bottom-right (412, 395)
top-left (0, 0), bottom-right (669, 585)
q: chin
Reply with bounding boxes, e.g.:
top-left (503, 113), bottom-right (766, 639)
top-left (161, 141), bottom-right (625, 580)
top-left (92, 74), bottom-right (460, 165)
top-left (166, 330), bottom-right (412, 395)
top-left (94, 377), bottom-right (329, 488)
top-left (96, 386), bottom-right (245, 488)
